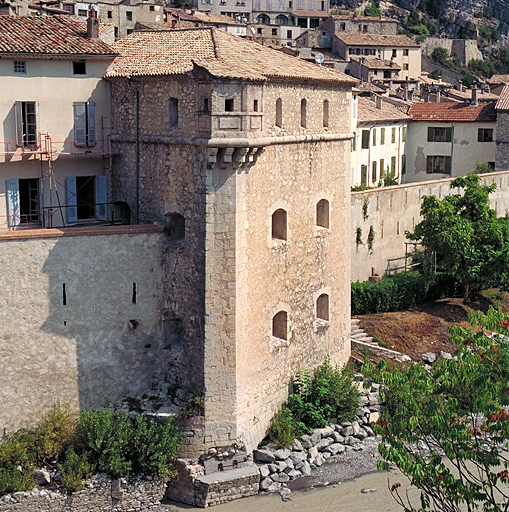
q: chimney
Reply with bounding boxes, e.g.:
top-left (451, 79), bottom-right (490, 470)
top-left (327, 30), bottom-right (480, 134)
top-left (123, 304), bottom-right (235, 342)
top-left (87, 10), bottom-right (99, 39)
top-left (408, 89), bottom-right (414, 101)
top-left (470, 86), bottom-right (478, 106)
top-left (375, 95), bottom-right (383, 109)
top-left (458, 81), bottom-right (463, 92)
top-left (436, 88), bottom-right (441, 103)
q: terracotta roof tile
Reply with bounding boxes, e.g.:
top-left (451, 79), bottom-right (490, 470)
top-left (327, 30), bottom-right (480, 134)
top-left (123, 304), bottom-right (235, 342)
top-left (496, 84), bottom-right (509, 111)
top-left (0, 15), bottom-right (116, 56)
top-left (357, 96), bottom-right (410, 123)
top-left (489, 74), bottom-right (509, 84)
top-left (107, 27), bottom-right (357, 84)
top-left (291, 10), bottom-right (330, 17)
top-left (408, 101), bottom-right (496, 122)
top-left (335, 33), bottom-right (420, 47)
top-left (330, 14), bottom-right (396, 22)
top-left (193, 11), bottom-right (245, 25)
top-left (351, 56), bottom-right (400, 70)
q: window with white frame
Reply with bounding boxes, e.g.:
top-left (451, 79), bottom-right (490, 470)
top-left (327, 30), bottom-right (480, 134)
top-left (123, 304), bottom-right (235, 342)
top-left (5, 178), bottom-right (40, 226)
top-left (15, 101), bottom-right (38, 147)
top-left (73, 102), bottom-right (96, 147)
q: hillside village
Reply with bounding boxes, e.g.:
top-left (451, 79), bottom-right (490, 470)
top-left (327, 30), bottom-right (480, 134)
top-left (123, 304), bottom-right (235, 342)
top-left (2, 0), bottom-right (509, 509)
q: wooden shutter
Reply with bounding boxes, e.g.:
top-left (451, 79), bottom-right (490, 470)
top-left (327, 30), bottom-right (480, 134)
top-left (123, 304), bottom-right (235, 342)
top-left (87, 101), bottom-right (96, 147)
top-left (66, 176), bottom-right (78, 223)
top-left (95, 175), bottom-right (107, 221)
top-left (427, 127), bottom-right (433, 142)
top-left (5, 178), bottom-right (20, 226)
top-left (15, 102), bottom-right (23, 146)
top-left (445, 127), bottom-right (452, 142)
top-left (34, 101), bottom-right (39, 146)
top-left (426, 156), bottom-right (432, 173)
top-left (478, 128), bottom-right (483, 142)
top-left (73, 102), bottom-right (87, 146)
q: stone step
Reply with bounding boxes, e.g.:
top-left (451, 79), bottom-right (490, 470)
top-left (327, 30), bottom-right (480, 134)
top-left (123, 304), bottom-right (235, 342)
top-left (351, 327), bottom-right (363, 335)
top-left (351, 318), bottom-right (360, 325)
top-left (351, 332), bottom-right (372, 341)
top-left (352, 339), bottom-right (407, 359)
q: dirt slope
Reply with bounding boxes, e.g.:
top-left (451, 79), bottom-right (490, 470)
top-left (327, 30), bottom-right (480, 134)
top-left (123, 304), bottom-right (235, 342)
top-left (356, 290), bottom-right (509, 361)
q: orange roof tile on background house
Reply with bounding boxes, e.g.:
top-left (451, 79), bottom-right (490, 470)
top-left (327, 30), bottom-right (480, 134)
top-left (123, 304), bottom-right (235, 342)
top-left (0, 15), bottom-right (116, 57)
top-left (107, 27), bottom-right (357, 84)
top-left (335, 33), bottom-right (420, 47)
top-left (408, 101), bottom-right (496, 122)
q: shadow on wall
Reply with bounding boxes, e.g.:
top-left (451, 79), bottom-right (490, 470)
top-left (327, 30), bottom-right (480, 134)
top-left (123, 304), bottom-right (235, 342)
top-left (36, 231), bottom-right (166, 412)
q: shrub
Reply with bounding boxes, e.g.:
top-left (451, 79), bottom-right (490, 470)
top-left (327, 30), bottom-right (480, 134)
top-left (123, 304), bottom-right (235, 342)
top-left (0, 465), bottom-right (34, 495)
top-left (288, 359), bottom-right (360, 436)
top-left (130, 415), bottom-right (180, 478)
top-left (59, 446), bottom-right (93, 493)
top-left (265, 408), bottom-right (296, 449)
top-left (74, 409), bottom-right (133, 478)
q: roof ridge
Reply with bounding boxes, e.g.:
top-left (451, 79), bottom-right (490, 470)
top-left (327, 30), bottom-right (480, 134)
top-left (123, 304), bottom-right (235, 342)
top-left (209, 27), bottom-right (220, 59)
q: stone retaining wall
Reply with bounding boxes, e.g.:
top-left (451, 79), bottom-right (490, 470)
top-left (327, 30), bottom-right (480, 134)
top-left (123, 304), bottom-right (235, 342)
top-left (0, 474), bottom-right (167, 512)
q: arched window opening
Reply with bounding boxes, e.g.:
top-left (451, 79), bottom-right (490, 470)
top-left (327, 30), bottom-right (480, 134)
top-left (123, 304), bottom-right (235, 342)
top-left (272, 311), bottom-right (288, 340)
top-left (164, 212), bottom-right (185, 241)
top-left (316, 199), bottom-right (329, 229)
top-left (272, 208), bottom-right (287, 240)
top-left (300, 98), bottom-right (307, 128)
top-left (257, 13), bottom-right (270, 24)
top-left (276, 14), bottom-right (289, 25)
top-left (323, 99), bottom-right (329, 128)
top-left (316, 294), bottom-right (329, 321)
top-left (276, 98), bottom-right (283, 128)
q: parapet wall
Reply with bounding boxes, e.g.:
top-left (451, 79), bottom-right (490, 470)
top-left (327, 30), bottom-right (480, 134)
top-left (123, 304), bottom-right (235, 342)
top-left (351, 171), bottom-right (509, 282)
top-left (0, 225), bottom-right (166, 433)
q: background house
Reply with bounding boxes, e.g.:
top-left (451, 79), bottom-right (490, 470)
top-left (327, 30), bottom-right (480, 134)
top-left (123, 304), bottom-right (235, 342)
top-left (351, 95), bottom-right (410, 187)
top-left (405, 100), bottom-right (496, 182)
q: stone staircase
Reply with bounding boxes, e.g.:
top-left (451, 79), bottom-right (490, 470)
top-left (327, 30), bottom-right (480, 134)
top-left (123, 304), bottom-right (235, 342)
top-left (350, 318), bottom-right (411, 362)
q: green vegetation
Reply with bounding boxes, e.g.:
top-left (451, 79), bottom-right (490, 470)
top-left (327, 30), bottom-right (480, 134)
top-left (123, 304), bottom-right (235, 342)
top-left (378, 168), bottom-right (398, 187)
top-left (0, 404), bottom-right (180, 496)
top-left (363, 0), bottom-right (380, 17)
top-left (355, 226), bottom-right (363, 249)
top-left (403, 10), bottom-right (437, 42)
top-left (367, 226), bottom-right (375, 253)
top-left (351, 271), bottom-right (460, 315)
top-left (474, 162), bottom-right (496, 174)
top-left (406, 174), bottom-right (509, 301)
top-left (264, 360), bottom-right (360, 447)
top-left (363, 307), bottom-right (509, 512)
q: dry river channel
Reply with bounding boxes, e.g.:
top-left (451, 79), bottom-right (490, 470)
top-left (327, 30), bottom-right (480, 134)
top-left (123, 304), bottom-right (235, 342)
top-left (163, 438), bottom-right (421, 512)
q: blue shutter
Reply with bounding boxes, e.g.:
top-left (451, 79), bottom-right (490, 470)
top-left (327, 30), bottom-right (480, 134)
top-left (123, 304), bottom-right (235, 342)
top-left (95, 175), bottom-right (107, 220)
top-left (87, 101), bottom-right (96, 147)
top-left (14, 102), bottom-right (23, 146)
top-left (6, 178), bottom-right (20, 227)
top-left (66, 176), bottom-right (78, 223)
top-left (73, 102), bottom-right (87, 146)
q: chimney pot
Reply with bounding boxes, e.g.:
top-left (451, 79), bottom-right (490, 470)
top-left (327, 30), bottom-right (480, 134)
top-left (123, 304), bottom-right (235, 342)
top-left (87, 10), bottom-right (99, 39)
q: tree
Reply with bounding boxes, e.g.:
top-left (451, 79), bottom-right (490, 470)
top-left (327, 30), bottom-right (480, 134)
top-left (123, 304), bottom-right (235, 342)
top-left (363, 307), bottom-right (509, 512)
top-left (364, 0), bottom-right (380, 17)
top-left (406, 174), bottom-right (509, 300)
top-left (431, 47), bottom-right (449, 66)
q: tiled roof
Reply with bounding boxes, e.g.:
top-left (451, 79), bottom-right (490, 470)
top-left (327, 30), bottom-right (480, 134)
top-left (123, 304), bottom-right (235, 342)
top-left (496, 84), bottom-right (509, 111)
top-left (165, 8), bottom-right (203, 22)
top-left (353, 81), bottom-right (385, 94)
top-left (351, 56), bottom-right (400, 70)
top-left (420, 76), bottom-right (452, 87)
top-left (447, 88), bottom-right (499, 102)
top-left (0, 15), bottom-right (116, 56)
top-left (489, 74), bottom-right (509, 84)
top-left (335, 33), bottom-right (420, 47)
top-left (357, 96), bottom-right (410, 123)
top-left (291, 10), bottom-right (330, 17)
top-left (408, 101), bottom-right (496, 122)
top-left (107, 27), bottom-right (357, 84)
top-left (193, 11), bottom-right (245, 25)
top-left (331, 14), bottom-right (397, 22)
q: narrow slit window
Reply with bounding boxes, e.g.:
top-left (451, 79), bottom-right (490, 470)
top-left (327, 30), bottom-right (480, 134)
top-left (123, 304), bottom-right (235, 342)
top-left (132, 282), bottom-right (137, 304)
top-left (316, 199), bottom-right (329, 229)
top-left (272, 209), bottom-right (287, 240)
top-left (225, 98), bottom-right (234, 112)
top-left (272, 311), bottom-right (288, 340)
top-left (316, 294), bottom-right (329, 321)
top-left (300, 98), bottom-right (307, 128)
top-left (276, 98), bottom-right (282, 127)
top-left (63, 283), bottom-right (67, 306)
top-left (169, 98), bottom-right (178, 130)
top-left (323, 100), bottom-right (329, 128)
top-left (253, 99), bottom-right (259, 112)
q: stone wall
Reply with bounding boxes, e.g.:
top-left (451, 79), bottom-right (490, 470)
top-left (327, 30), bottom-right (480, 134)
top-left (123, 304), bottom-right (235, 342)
top-left (109, 73), bottom-right (353, 456)
top-left (1, 474), bottom-right (167, 512)
top-left (422, 37), bottom-right (483, 64)
top-left (496, 111), bottom-right (509, 171)
top-left (0, 225), bottom-right (166, 432)
top-left (351, 171), bottom-right (509, 282)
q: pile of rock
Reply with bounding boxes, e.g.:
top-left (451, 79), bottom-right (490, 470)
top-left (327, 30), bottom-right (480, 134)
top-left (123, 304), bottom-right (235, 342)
top-left (254, 384), bottom-right (382, 493)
